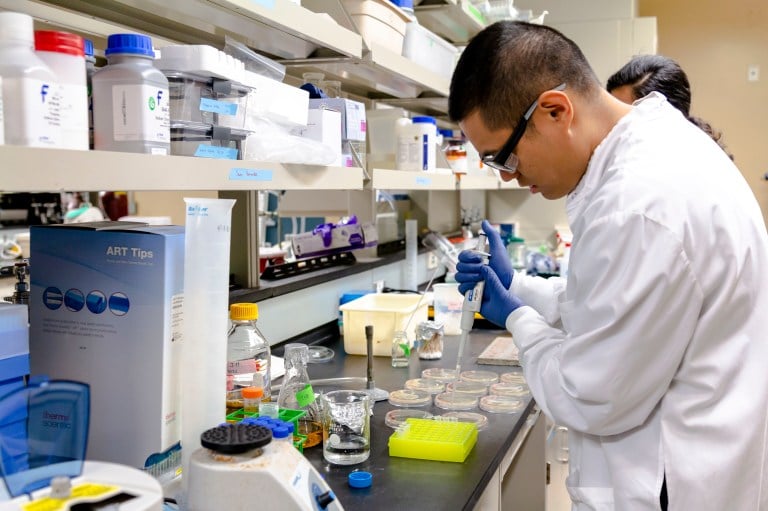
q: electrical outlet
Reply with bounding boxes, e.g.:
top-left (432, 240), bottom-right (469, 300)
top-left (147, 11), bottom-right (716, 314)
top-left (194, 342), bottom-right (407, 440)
top-left (427, 252), bottom-right (439, 270)
top-left (373, 280), bottom-right (385, 293)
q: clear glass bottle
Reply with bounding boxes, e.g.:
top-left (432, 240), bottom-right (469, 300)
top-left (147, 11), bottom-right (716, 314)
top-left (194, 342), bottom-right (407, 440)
top-left (391, 330), bottom-right (411, 367)
top-left (276, 343), bottom-right (322, 448)
top-left (227, 303), bottom-right (271, 414)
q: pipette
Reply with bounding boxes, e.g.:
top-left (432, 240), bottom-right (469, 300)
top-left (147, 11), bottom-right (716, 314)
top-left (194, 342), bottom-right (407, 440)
top-left (455, 233), bottom-right (490, 377)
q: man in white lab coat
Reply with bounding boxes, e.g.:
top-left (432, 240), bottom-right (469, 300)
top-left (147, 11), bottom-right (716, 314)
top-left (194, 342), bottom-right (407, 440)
top-left (450, 21), bottom-right (768, 510)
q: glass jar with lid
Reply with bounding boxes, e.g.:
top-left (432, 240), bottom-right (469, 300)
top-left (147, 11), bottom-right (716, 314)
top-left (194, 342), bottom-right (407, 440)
top-left (416, 320), bottom-right (444, 360)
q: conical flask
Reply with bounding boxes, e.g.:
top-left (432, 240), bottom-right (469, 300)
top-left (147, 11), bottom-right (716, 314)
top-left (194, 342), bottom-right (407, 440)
top-left (277, 343), bottom-right (322, 448)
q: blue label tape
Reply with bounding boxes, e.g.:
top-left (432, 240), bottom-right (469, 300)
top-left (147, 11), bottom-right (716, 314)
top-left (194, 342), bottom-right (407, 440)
top-left (229, 168), bottom-right (274, 182)
top-left (199, 98), bottom-right (238, 116)
top-left (194, 145), bottom-right (238, 159)
top-left (415, 176), bottom-right (432, 186)
top-left (251, 0), bottom-right (275, 7)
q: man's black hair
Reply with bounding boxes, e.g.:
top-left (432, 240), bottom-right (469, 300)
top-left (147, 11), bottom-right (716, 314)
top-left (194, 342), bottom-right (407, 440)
top-left (449, 21), bottom-right (601, 129)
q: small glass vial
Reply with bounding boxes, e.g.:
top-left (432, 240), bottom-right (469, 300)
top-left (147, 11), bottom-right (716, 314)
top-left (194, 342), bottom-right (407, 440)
top-left (416, 321), bottom-right (444, 360)
top-left (391, 330), bottom-right (411, 367)
top-left (242, 386), bottom-right (263, 415)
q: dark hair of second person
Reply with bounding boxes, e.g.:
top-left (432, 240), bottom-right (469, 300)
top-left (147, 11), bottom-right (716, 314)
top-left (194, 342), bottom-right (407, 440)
top-left (607, 55), bottom-right (733, 160)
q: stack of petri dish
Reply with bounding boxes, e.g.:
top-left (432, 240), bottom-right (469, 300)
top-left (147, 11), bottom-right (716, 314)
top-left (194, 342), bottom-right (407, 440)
top-left (388, 389), bottom-right (432, 408)
top-left (405, 378), bottom-right (445, 395)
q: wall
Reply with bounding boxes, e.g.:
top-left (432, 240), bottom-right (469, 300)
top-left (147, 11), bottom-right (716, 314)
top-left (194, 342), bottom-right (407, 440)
top-left (638, 0), bottom-right (768, 225)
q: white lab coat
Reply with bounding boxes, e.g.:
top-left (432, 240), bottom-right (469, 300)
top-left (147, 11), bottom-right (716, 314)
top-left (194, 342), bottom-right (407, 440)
top-left (505, 93), bottom-right (768, 510)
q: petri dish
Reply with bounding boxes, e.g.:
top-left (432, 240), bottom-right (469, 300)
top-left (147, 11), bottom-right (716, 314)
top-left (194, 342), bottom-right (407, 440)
top-left (479, 395), bottom-right (525, 414)
top-left (439, 411), bottom-right (489, 431)
top-left (421, 367), bottom-right (459, 383)
top-left (405, 378), bottom-right (445, 394)
top-left (307, 346), bottom-right (335, 363)
top-left (434, 392), bottom-right (478, 411)
top-left (446, 381), bottom-right (488, 397)
top-left (388, 389), bottom-right (432, 408)
top-left (489, 382), bottom-right (530, 397)
top-left (500, 372), bottom-right (527, 385)
top-left (460, 370), bottom-right (499, 385)
top-left (385, 409), bottom-right (433, 429)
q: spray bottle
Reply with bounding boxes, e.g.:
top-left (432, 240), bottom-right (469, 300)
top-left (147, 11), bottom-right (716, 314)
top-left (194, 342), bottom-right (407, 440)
top-left (455, 233), bottom-right (490, 376)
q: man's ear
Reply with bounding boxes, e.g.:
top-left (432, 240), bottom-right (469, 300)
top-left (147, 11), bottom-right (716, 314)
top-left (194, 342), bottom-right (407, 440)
top-left (536, 90), bottom-right (573, 127)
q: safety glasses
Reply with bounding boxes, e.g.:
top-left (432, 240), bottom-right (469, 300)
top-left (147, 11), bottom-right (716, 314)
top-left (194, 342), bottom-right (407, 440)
top-left (482, 83), bottom-right (567, 174)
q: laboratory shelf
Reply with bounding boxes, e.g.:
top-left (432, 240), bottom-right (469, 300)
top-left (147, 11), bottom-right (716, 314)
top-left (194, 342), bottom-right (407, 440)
top-left (30, 0), bottom-right (362, 60)
top-left (283, 43), bottom-right (451, 100)
top-left (372, 168), bottom-right (456, 191)
top-left (458, 173), bottom-right (501, 190)
top-left (415, 0), bottom-right (488, 44)
top-left (0, 147), bottom-right (364, 192)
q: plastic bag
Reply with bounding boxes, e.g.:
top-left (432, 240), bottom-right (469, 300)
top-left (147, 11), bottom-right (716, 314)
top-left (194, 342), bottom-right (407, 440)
top-left (242, 116), bottom-right (338, 165)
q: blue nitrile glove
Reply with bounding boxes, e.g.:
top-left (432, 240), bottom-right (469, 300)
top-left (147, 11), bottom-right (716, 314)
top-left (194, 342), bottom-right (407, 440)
top-left (482, 220), bottom-right (514, 289)
top-left (455, 265), bottom-right (523, 328)
top-left (455, 220), bottom-right (514, 290)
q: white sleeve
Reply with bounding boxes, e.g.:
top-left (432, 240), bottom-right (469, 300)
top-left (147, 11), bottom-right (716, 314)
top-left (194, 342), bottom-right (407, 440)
top-left (506, 212), bottom-right (702, 436)
top-left (510, 271), bottom-right (566, 325)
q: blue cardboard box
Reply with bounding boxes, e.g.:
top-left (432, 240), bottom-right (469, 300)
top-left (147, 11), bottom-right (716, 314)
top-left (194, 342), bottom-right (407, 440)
top-left (29, 222), bottom-right (184, 471)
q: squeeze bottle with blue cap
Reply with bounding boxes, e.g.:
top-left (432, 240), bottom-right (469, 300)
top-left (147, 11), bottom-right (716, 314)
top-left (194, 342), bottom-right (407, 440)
top-left (92, 33), bottom-right (170, 154)
top-left (0, 12), bottom-right (61, 147)
top-left (395, 115), bottom-right (437, 171)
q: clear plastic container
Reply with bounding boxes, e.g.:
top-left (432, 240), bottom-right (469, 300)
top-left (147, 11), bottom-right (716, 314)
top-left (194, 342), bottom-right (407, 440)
top-left (227, 303), bottom-right (272, 409)
top-left (165, 71), bottom-right (250, 128)
top-left (460, 370), bottom-right (499, 385)
top-left (241, 385), bottom-right (263, 414)
top-left (489, 382), bottom-right (530, 398)
top-left (500, 372), bottom-right (527, 385)
top-left (385, 409), bottom-right (433, 429)
top-left (170, 120), bottom-right (249, 159)
top-left (92, 33), bottom-right (170, 154)
top-left (434, 392), bottom-right (478, 411)
top-left (404, 378), bottom-right (444, 395)
top-left (479, 395), bottom-right (525, 414)
top-left (0, 12), bottom-right (61, 147)
top-left (35, 30), bottom-right (88, 150)
top-left (388, 389), bottom-right (432, 408)
top-left (438, 411), bottom-right (488, 431)
top-left (422, 367), bottom-right (458, 383)
top-left (446, 381), bottom-right (488, 398)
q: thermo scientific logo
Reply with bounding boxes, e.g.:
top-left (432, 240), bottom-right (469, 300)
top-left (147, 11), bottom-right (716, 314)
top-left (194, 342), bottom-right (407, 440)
top-left (43, 286), bottom-right (130, 316)
top-left (42, 410), bottom-right (72, 429)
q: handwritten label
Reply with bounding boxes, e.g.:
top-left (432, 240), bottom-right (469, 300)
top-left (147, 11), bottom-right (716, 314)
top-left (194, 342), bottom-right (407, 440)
top-left (229, 168), bottom-right (273, 182)
top-left (194, 144), bottom-right (238, 159)
top-left (199, 98), bottom-right (238, 116)
top-left (415, 176), bottom-right (432, 186)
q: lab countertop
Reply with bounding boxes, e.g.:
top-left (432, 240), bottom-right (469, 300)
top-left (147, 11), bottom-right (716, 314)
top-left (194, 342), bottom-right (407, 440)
top-left (283, 329), bottom-right (535, 511)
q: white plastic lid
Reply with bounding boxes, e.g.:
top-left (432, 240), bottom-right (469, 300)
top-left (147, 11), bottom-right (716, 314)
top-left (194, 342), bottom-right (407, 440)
top-left (0, 12), bottom-right (34, 45)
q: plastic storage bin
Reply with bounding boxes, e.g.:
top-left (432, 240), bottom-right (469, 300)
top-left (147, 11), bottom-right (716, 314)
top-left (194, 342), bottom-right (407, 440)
top-left (170, 121), bottom-right (250, 159)
top-left (402, 22), bottom-right (459, 79)
top-left (341, 0), bottom-right (411, 54)
top-left (166, 71), bottom-right (251, 129)
top-left (339, 293), bottom-right (428, 356)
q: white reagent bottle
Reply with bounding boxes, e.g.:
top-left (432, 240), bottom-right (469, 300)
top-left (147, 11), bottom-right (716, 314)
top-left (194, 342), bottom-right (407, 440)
top-left (92, 33), bottom-right (170, 154)
top-left (0, 12), bottom-right (61, 148)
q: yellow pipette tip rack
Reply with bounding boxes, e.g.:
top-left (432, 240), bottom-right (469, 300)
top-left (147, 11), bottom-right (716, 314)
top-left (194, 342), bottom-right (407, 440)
top-left (388, 418), bottom-right (478, 462)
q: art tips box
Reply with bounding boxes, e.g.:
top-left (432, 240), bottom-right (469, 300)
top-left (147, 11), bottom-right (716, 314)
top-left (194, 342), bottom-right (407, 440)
top-left (29, 222), bottom-right (184, 472)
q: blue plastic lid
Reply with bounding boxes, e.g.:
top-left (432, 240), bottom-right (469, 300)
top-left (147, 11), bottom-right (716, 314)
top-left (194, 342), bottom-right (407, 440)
top-left (389, 0), bottom-right (414, 8)
top-left (438, 129), bottom-right (454, 138)
top-left (105, 33), bottom-right (154, 57)
top-left (0, 377), bottom-right (90, 498)
top-left (272, 425), bottom-right (290, 439)
top-left (348, 471), bottom-right (372, 488)
top-left (412, 116), bottom-right (437, 125)
top-left (83, 38), bottom-right (94, 57)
